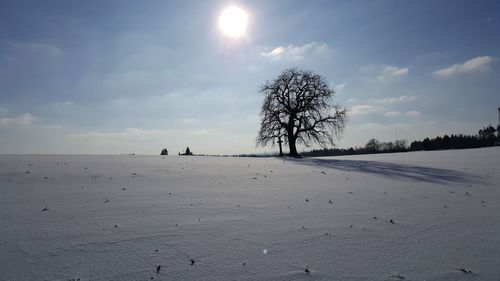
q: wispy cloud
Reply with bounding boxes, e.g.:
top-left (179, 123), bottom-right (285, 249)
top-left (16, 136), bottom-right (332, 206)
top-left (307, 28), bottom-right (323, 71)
top-left (350, 95), bottom-right (419, 118)
top-left (361, 65), bottom-right (409, 80)
top-left (377, 66), bottom-right (408, 80)
top-left (69, 128), bottom-right (169, 143)
top-left (433, 56), bottom-right (493, 78)
top-left (9, 41), bottom-right (62, 57)
top-left (334, 83), bottom-right (347, 93)
top-left (0, 113), bottom-right (35, 126)
top-left (350, 105), bottom-right (385, 116)
top-left (52, 101), bottom-right (74, 108)
top-left (384, 111), bottom-right (401, 117)
top-left (261, 42), bottom-right (330, 60)
top-left (405, 110), bottom-right (422, 117)
top-left (370, 95), bottom-right (415, 105)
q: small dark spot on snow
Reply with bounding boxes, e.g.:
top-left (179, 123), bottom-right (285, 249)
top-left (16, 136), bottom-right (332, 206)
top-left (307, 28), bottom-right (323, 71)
top-left (156, 265), bottom-right (161, 274)
top-left (42, 206), bottom-right (50, 212)
top-left (122, 187), bottom-right (126, 190)
top-left (304, 267), bottom-right (310, 274)
top-left (373, 216), bottom-right (378, 219)
top-left (389, 273), bottom-right (405, 279)
top-left (389, 219), bottom-right (395, 224)
top-left (190, 259), bottom-right (195, 265)
top-left (320, 171), bottom-right (326, 175)
top-left (459, 268), bottom-right (472, 274)
top-left (305, 198), bottom-right (309, 202)
top-left (114, 225), bottom-right (118, 228)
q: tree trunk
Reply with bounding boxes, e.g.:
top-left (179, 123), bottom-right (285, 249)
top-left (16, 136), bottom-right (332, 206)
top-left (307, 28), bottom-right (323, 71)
top-left (288, 134), bottom-right (299, 157)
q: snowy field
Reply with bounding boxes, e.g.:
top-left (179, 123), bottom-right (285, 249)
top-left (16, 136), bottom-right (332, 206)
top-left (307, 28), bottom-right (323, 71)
top-left (1, 148), bottom-right (499, 281)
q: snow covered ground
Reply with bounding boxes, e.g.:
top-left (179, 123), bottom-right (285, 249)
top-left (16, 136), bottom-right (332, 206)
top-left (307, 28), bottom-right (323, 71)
top-left (1, 148), bottom-right (499, 281)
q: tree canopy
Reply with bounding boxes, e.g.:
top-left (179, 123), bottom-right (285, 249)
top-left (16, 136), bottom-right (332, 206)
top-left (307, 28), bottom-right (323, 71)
top-left (257, 68), bottom-right (348, 156)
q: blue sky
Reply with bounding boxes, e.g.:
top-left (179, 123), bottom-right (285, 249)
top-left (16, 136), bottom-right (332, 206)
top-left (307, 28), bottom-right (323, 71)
top-left (0, 0), bottom-right (499, 154)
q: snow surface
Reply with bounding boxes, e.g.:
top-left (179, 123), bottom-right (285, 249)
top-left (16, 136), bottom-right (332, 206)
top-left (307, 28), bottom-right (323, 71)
top-left (1, 148), bottom-right (499, 281)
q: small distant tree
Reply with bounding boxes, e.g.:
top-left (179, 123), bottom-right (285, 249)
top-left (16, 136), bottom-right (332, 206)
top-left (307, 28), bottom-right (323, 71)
top-left (256, 68), bottom-right (348, 156)
top-left (365, 138), bottom-right (381, 153)
top-left (394, 139), bottom-right (408, 152)
top-left (160, 148), bottom-right (168, 155)
top-left (479, 125), bottom-right (496, 146)
top-left (185, 147), bottom-right (192, 155)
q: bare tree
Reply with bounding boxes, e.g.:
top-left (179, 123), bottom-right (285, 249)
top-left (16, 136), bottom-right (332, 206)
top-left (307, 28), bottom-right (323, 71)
top-left (257, 68), bottom-right (348, 156)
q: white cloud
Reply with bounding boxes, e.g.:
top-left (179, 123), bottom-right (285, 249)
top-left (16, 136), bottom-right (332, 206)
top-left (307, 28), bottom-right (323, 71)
top-left (52, 101), bottom-right (74, 107)
top-left (350, 105), bottom-right (385, 116)
top-left (406, 110), bottom-right (422, 117)
top-left (370, 95), bottom-right (415, 105)
top-left (334, 83), bottom-right (347, 93)
top-left (384, 111), bottom-right (401, 117)
top-left (433, 56), bottom-right (493, 78)
top-left (261, 42), bottom-right (330, 60)
top-left (377, 66), bottom-right (408, 80)
top-left (361, 65), bottom-right (409, 80)
top-left (0, 113), bottom-right (35, 126)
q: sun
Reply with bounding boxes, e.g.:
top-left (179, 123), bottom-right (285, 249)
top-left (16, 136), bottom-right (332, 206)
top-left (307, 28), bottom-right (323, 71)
top-left (218, 6), bottom-right (248, 38)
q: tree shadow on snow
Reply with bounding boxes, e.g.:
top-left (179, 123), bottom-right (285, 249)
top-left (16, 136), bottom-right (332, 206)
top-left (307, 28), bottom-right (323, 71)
top-left (292, 158), bottom-right (483, 185)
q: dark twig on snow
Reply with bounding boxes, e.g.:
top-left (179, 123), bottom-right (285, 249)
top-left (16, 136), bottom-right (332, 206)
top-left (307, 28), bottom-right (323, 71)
top-left (459, 268), bottom-right (472, 274)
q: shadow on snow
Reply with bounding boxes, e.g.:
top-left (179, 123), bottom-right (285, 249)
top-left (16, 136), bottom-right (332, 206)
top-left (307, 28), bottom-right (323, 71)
top-left (291, 158), bottom-right (482, 185)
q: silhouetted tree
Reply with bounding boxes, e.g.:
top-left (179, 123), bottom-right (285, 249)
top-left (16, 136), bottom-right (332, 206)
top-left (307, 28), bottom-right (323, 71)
top-left (160, 148), bottom-right (168, 155)
top-left (182, 147), bottom-right (193, 155)
top-left (365, 138), bottom-right (381, 153)
top-left (479, 125), bottom-right (496, 146)
top-left (256, 68), bottom-right (348, 156)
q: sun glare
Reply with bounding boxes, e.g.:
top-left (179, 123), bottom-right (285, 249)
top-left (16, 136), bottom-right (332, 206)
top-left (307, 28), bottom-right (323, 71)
top-left (218, 6), bottom-right (248, 38)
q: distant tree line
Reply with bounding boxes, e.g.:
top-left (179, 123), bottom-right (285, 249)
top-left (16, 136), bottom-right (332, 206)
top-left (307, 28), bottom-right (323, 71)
top-left (301, 124), bottom-right (499, 157)
top-left (301, 139), bottom-right (409, 157)
top-left (409, 124), bottom-right (498, 151)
